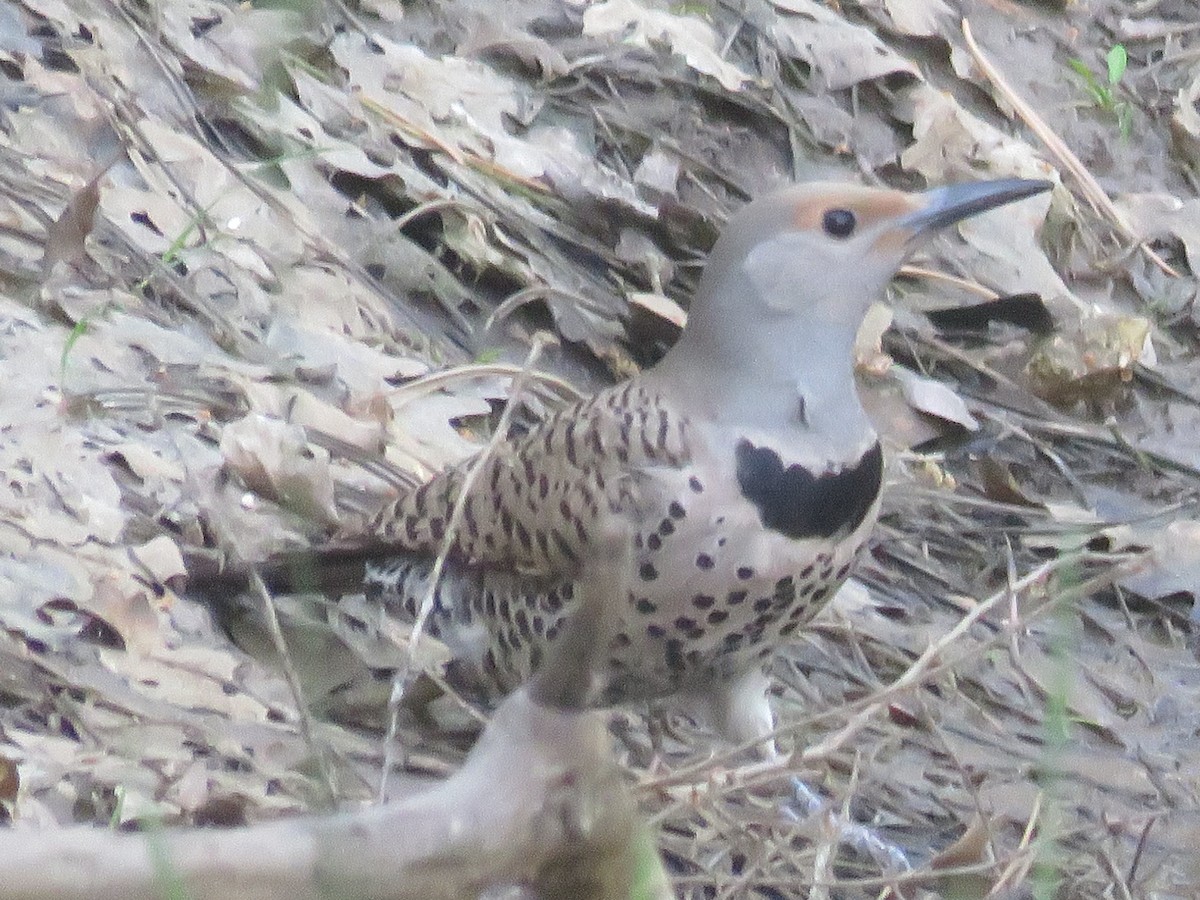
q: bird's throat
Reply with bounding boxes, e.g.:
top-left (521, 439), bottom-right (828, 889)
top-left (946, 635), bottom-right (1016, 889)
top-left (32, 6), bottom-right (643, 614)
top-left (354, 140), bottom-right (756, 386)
top-left (653, 315), bottom-right (873, 452)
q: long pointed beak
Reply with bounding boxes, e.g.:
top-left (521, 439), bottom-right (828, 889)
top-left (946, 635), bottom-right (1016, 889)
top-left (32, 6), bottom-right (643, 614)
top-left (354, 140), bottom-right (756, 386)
top-left (904, 178), bottom-right (1053, 236)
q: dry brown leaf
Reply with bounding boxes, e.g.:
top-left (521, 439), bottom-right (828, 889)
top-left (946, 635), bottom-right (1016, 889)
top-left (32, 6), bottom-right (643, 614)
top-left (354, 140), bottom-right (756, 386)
top-left (879, 0), bottom-right (954, 37)
top-left (930, 814), bottom-right (991, 870)
top-left (129, 535), bottom-right (187, 590)
top-left (0, 752), bottom-right (19, 806)
top-left (1171, 72), bottom-right (1200, 172)
top-left (83, 572), bottom-right (162, 653)
top-left (220, 415), bottom-right (340, 525)
top-left (42, 168), bottom-right (105, 274)
top-left (626, 291), bottom-right (687, 330)
top-left (891, 364), bottom-right (980, 431)
top-left (767, 0), bottom-right (921, 89)
top-left (1114, 192), bottom-right (1200, 278)
top-left (582, 0), bottom-right (752, 92)
top-left (457, 16), bottom-right (570, 79)
top-left (976, 457), bottom-right (1045, 509)
top-left (1118, 520), bottom-right (1200, 603)
top-left (160, 3), bottom-right (306, 92)
top-left (1026, 314), bottom-right (1153, 407)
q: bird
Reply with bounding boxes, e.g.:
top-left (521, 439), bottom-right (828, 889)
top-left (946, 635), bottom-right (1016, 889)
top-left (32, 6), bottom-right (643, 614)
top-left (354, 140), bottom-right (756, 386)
top-left (192, 177), bottom-right (1050, 754)
top-left (345, 177), bottom-right (1052, 750)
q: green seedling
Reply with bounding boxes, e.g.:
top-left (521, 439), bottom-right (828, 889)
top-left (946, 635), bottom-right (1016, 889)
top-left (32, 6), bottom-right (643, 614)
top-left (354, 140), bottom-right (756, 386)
top-left (1068, 45), bottom-right (1132, 140)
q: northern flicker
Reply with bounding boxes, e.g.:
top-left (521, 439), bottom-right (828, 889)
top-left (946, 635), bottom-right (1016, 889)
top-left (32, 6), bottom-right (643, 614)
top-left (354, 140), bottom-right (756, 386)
top-left (354, 177), bottom-right (1051, 747)
top-left (193, 178), bottom-right (1045, 752)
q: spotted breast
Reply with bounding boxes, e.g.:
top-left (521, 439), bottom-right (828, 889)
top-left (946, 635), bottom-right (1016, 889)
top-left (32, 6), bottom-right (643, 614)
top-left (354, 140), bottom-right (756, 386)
top-left (364, 378), bottom-right (882, 721)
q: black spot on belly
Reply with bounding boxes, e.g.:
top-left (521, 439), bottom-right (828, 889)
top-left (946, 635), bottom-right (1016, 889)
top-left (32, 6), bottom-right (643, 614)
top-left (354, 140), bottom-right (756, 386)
top-left (665, 639), bottom-right (685, 672)
top-left (735, 440), bottom-right (883, 540)
top-left (515, 608), bottom-right (532, 640)
top-left (773, 575), bottom-right (795, 602)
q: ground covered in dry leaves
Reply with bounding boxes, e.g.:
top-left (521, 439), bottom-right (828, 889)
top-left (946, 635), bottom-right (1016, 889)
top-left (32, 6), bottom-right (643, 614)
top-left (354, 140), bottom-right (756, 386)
top-left (0, 0), bottom-right (1198, 896)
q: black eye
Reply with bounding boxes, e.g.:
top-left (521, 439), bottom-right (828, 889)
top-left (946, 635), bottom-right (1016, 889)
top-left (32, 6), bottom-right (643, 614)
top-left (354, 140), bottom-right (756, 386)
top-left (822, 208), bottom-right (856, 238)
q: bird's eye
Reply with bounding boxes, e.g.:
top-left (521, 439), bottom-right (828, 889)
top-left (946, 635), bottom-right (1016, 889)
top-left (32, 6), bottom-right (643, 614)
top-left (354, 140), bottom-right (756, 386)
top-left (822, 208), bottom-right (857, 238)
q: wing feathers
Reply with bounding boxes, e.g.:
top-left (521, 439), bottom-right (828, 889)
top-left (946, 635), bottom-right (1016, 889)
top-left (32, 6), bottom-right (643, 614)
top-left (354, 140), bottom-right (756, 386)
top-left (367, 382), bottom-right (691, 580)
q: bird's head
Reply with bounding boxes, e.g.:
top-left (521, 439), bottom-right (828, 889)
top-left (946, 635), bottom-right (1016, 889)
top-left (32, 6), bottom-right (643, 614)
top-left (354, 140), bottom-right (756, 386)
top-left (653, 177), bottom-right (1053, 427)
top-left (695, 177), bottom-right (1052, 330)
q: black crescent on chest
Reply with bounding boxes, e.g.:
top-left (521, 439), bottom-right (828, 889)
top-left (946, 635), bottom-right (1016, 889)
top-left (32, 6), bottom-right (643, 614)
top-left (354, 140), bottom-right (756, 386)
top-left (734, 439), bottom-right (883, 540)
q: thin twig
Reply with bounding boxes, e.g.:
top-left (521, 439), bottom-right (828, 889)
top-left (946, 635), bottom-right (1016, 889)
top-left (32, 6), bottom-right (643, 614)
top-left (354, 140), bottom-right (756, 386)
top-left (898, 263), bottom-right (1001, 299)
top-left (483, 285), bottom-right (599, 333)
top-left (646, 550), bottom-right (1137, 795)
top-left (795, 558), bottom-right (1052, 765)
top-left (990, 791), bottom-right (1043, 896)
top-left (377, 333), bottom-right (555, 802)
top-left (960, 18), bottom-right (1179, 278)
top-left (249, 570), bottom-right (338, 806)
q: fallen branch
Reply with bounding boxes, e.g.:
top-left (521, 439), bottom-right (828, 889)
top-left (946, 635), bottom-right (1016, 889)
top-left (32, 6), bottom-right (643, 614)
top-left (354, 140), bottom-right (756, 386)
top-left (0, 520), bottom-right (661, 900)
top-left (0, 692), bottom-right (641, 900)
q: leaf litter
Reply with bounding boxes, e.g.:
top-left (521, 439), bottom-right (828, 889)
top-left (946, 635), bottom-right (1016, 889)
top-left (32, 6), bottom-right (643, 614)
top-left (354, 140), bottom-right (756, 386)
top-left (0, 0), bottom-right (1197, 896)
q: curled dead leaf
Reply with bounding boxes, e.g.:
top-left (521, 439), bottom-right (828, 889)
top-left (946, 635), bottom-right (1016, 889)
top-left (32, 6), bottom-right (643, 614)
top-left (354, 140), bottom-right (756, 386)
top-left (1026, 314), bottom-right (1153, 408)
top-left (583, 0), bottom-right (752, 92)
top-left (975, 457), bottom-right (1045, 509)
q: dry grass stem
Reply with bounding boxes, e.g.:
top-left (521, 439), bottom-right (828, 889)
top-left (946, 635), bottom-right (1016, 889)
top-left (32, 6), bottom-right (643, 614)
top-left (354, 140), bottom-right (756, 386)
top-left (960, 18), bottom-right (1179, 279)
top-left (484, 285), bottom-right (599, 333)
top-left (388, 362), bottom-right (583, 407)
top-left (249, 571), bottom-right (338, 805)
top-left (898, 263), bottom-right (1001, 299)
top-left (647, 549), bottom-right (1135, 798)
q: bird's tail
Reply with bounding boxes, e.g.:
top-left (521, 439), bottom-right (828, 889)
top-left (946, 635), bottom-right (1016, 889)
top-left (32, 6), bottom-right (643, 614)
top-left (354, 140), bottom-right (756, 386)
top-left (184, 543), bottom-right (394, 601)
